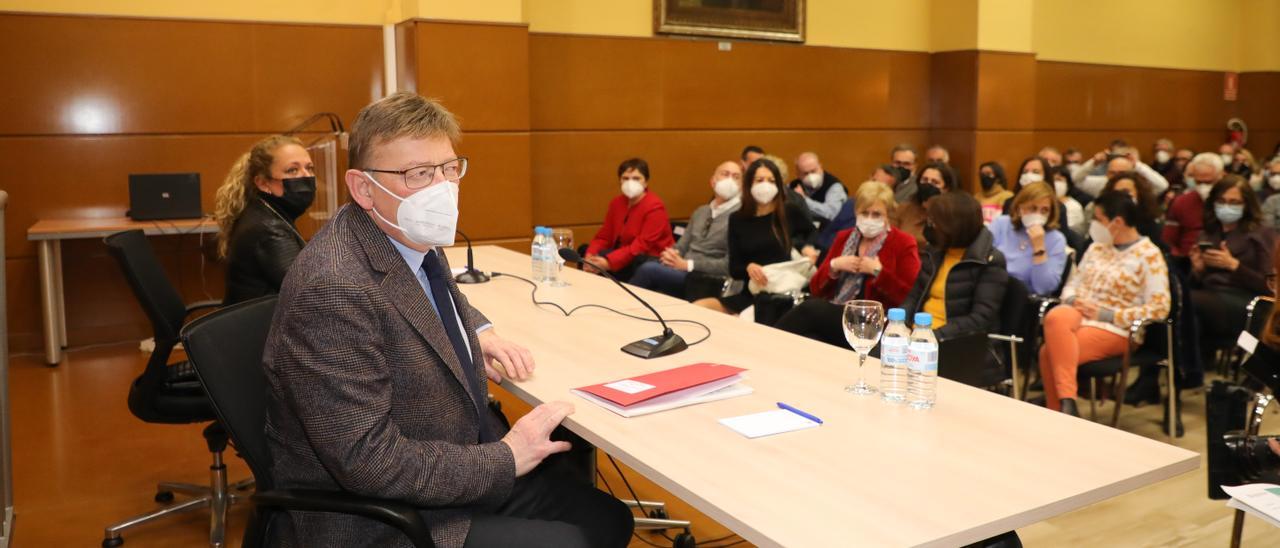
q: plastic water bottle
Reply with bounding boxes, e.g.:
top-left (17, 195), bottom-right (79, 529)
top-left (531, 226), bottom-right (548, 282)
top-left (880, 308), bottom-right (911, 404)
top-left (539, 227), bottom-right (559, 285)
top-left (907, 312), bottom-right (939, 410)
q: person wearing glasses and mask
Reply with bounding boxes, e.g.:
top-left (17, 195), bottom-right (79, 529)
top-left (215, 135), bottom-right (316, 305)
top-left (1189, 176), bottom-right (1276, 376)
top-left (583, 158), bottom-right (676, 281)
top-left (263, 92), bottom-right (634, 548)
top-left (989, 182), bottom-right (1068, 296)
top-left (775, 181), bottom-right (920, 346)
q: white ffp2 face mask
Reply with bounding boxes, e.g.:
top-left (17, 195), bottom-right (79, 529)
top-left (621, 179), bottom-right (646, 199)
top-left (804, 172), bottom-right (823, 189)
top-left (1089, 219), bottom-right (1113, 246)
top-left (1021, 213), bottom-right (1047, 229)
top-left (1019, 172), bottom-right (1044, 186)
top-left (1155, 150), bottom-right (1171, 164)
top-left (364, 172), bottom-right (459, 247)
top-left (857, 217), bottom-right (885, 238)
top-left (1269, 174), bottom-right (1280, 190)
top-left (1054, 180), bottom-right (1069, 198)
top-left (751, 182), bottom-right (779, 204)
top-left (714, 178), bottom-right (740, 200)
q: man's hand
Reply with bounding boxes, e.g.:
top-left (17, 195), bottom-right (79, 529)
top-left (478, 329), bottom-right (534, 383)
top-left (583, 255), bottom-right (610, 274)
top-left (502, 402), bottom-right (574, 477)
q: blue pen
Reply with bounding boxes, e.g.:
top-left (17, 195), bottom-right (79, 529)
top-left (776, 402), bottom-right (823, 424)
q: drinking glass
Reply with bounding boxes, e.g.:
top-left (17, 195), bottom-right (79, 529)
top-left (843, 300), bottom-right (885, 395)
top-left (550, 228), bottom-right (574, 287)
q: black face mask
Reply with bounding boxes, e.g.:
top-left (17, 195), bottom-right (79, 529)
top-left (979, 175), bottom-right (997, 191)
top-left (916, 183), bottom-right (942, 205)
top-left (273, 176), bottom-right (316, 218)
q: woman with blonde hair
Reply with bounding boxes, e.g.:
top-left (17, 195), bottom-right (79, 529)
top-left (775, 181), bottom-right (921, 346)
top-left (214, 134), bottom-right (315, 304)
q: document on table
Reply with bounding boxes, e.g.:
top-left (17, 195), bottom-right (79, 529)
top-left (720, 409), bottom-right (821, 438)
top-left (1223, 483), bottom-right (1280, 529)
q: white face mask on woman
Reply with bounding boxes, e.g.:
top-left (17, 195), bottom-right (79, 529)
top-left (364, 172), bottom-right (459, 247)
top-left (1088, 219), bottom-right (1113, 246)
top-left (621, 179), bottom-right (646, 199)
top-left (1019, 172), bottom-right (1044, 187)
top-left (1021, 213), bottom-right (1047, 229)
top-left (857, 217), bottom-right (885, 238)
top-left (751, 182), bottom-right (779, 204)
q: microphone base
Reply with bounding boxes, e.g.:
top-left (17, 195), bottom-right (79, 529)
top-left (454, 269), bottom-right (491, 284)
top-left (621, 332), bottom-right (688, 359)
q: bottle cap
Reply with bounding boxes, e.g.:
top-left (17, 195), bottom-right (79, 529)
top-left (887, 308), bottom-right (906, 321)
top-left (913, 312), bottom-right (933, 327)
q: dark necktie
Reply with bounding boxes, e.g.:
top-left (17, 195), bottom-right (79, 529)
top-left (422, 250), bottom-right (492, 442)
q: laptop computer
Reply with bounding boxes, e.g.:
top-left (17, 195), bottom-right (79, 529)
top-left (127, 173), bottom-right (203, 221)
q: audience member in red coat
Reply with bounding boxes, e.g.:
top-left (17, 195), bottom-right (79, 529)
top-left (584, 158), bottom-right (675, 281)
top-left (1163, 152), bottom-right (1224, 258)
top-left (775, 182), bottom-right (921, 347)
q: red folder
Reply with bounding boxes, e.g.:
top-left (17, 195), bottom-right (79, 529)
top-left (574, 363), bottom-right (746, 407)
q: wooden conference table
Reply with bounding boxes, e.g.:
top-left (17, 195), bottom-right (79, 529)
top-left (27, 216), bottom-right (218, 365)
top-left (447, 246), bottom-right (1199, 547)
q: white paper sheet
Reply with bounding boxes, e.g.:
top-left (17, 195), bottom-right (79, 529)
top-left (719, 409), bottom-right (821, 439)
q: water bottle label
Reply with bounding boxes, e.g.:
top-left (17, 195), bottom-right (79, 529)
top-left (907, 342), bottom-right (938, 372)
top-left (882, 337), bottom-right (908, 365)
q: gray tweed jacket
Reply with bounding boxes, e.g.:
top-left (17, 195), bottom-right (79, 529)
top-left (262, 204), bottom-right (514, 548)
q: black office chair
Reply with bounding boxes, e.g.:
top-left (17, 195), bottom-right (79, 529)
top-left (988, 277), bottom-right (1030, 399)
top-left (1075, 274), bottom-right (1182, 440)
top-left (101, 229), bottom-right (242, 547)
top-left (1225, 296), bottom-right (1274, 383)
top-left (180, 296), bottom-right (438, 548)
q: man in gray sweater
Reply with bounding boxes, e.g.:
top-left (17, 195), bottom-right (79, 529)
top-left (628, 160), bottom-right (743, 298)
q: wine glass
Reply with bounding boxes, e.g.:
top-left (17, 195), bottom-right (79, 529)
top-left (843, 300), bottom-right (885, 395)
top-left (550, 228), bottom-right (574, 287)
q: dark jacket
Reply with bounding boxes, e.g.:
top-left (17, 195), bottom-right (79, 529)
top-left (264, 204), bottom-right (512, 548)
top-left (901, 228), bottom-right (1009, 340)
top-left (224, 196), bottom-right (305, 305)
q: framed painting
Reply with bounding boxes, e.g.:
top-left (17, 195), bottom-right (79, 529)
top-left (655, 0), bottom-right (805, 43)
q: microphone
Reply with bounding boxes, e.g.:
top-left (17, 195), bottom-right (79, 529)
top-left (558, 247), bottom-right (687, 359)
top-left (454, 229), bottom-right (490, 284)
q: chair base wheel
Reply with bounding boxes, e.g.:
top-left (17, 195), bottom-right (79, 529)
top-left (102, 536), bottom-right (124, 547)
top-left (673, 532), bottom-right (696, 548)
top-left (154, 491), bottom-right (174, 503)
top-left (647, 507), bottom-right (668, 519)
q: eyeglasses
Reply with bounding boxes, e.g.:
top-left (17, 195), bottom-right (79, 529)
top-left (365, 157), bottom-right (468, 189)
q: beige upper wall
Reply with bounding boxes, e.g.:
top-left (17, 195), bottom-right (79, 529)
top-left (2, 0), bottom-right (1276, 70)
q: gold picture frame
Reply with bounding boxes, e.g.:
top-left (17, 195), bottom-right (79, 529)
top-left (655, 0), bottom-right (806, 43)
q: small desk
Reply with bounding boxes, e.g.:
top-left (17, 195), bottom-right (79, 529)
top-left (27, 217), bottom-right (218, 365)
top-left (448, 245), bottom-right (1199, 547)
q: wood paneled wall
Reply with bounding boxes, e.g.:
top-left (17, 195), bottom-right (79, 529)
top-left (0, 13), bottom-right (383, 352)
top-left (4, 13), bottom-right (1279, 352)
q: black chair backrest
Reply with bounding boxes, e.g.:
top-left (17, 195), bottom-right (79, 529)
top-left (104, 230), bottom-right (188, 343)
top-left (998, 277), bottom-right (1030, 336)
top-left (1247, 298), bottom-right (1275, 336)
top-left (181, 295), bottom-right (279, 489)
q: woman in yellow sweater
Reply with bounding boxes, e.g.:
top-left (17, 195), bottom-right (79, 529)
top-left (1038, 191), bottom-right (1171, 416)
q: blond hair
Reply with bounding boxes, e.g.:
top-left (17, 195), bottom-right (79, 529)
top-left (854, 181), bottom-right (897, 219)
top-left (762, 153), bottom-right (790, 183)
top-left (1009, 181), bottom-right (1060, 230)
top-left (348, 91), bottom-right (461, 171)
top-left (213, 135), bottom-right (302, 257)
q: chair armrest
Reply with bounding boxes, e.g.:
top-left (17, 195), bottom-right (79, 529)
top-left (1032, 296), bottom-right (1061, 323)
top-left (987, 334), bottom-right (1024, 344)
top-left (1127, 317), bottom-right (1171, 343)
top-left (185, 299), bottom-right (222, 317)
top-left (252, 489), bottom-right (436, 548)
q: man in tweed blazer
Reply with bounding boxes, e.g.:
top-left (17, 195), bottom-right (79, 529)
top-left (263, 92), bottom-right (633, 548)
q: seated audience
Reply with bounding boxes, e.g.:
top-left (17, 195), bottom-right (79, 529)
top-left (808, 166), bottom-right (912, 256)
top-left (1164, 152), bottom-right (1226, 258)
top-left (926, 144), bottom-right (950, 165)
top-left (1232, 148), bottom-right (1260, 187)
top-left (1063, 147), bottom-right (1084, 167)
top-left (775, 182), bottom-right (920, 346)
top-left (215, 134), bottom-right (315, 305)
top-left (763, 152), bottom-right (815, 227)
top-left (1039, 191), bottom-right (1170, 416)
top-left (789, 152), bottom-right (847, 223)
top-left (630, 161), bottom-right (743, 298)
top-left (1151, 138), bottom-right (1177, 178)
top-left (897, 161), bottom-right (958, 246)
top-left (694, 158), bottom-right (815, 314)
top-left (1085, 171), bottom-right (1164, 247)
top-left (1190, 177), bottom-right (1276, 370)
top-left (976, 161), bottom-right (1013, 225)
top-left (900, 192), bottom-right (1008, 341)
top-left (989, 182), bottom-right (1068, 295)
top-left (583, 158), bottom-right (675, 280)
top-left (1051, 165), bottom-right (1088, 236)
